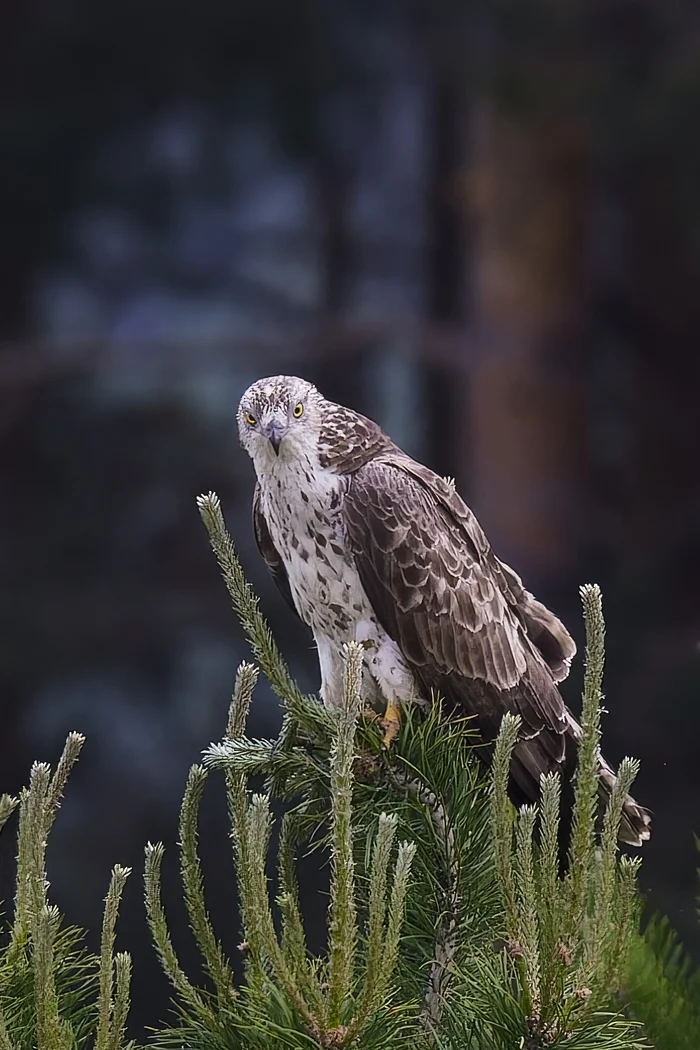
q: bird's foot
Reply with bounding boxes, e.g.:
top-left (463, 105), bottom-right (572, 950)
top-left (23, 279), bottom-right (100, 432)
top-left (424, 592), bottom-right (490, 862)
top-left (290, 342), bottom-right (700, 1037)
top-left (380, 702), bottom-right (401, 748)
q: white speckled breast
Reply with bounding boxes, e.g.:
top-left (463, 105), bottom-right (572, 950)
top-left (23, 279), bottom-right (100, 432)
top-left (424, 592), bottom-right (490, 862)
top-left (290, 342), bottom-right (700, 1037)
top-left (260, 453), bottom-right (366, 633)
top-left (258, 451), bottom-right (418, 711)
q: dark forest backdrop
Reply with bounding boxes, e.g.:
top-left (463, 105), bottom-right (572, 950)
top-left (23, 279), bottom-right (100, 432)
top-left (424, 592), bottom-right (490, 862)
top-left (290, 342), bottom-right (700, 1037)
top-left (1, 0), bottom-right (700, 1038)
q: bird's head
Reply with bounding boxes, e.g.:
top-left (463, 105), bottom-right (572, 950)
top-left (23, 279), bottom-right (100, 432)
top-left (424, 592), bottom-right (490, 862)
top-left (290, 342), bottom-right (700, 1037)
top-left (237, 375), bottom-right (325, 470)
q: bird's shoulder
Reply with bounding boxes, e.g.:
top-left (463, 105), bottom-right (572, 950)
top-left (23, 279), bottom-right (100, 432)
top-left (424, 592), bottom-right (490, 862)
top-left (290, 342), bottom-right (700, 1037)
top-left (346, 451), bottom-right (519, 601)
top-left (318, 402), bottom-right (395, 475)
top-left (341, 453), bottom-right (529, 687)
top-left (344, 453), bottom-right (576, 685)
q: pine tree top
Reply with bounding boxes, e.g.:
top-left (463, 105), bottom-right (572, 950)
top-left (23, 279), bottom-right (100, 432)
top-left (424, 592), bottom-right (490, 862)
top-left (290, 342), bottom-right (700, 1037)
top-left (1, 492), bottom-right (697, 1049)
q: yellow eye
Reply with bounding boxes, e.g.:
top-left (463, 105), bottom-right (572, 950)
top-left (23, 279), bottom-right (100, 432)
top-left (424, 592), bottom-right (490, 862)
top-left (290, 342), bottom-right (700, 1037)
top-left (244, 412), bottom-right (257, 426)
top-left (293, 402), bottom-right (304, 419)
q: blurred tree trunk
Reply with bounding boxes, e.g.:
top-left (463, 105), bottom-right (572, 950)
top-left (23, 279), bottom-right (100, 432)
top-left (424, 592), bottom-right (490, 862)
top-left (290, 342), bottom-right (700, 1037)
top-left (466, 104), bottom-right (590, 591)
top-left (310, 145), bottom-right (364, 406)
top-left (424, 77), bottom-right (468, 478)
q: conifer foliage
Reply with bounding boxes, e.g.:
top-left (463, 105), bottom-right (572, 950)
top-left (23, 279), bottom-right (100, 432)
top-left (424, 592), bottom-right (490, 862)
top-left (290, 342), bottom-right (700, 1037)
top-left (0, 736), bottom-right (134, 1050)
top-left (0, 490), bottom-right (698, 1047)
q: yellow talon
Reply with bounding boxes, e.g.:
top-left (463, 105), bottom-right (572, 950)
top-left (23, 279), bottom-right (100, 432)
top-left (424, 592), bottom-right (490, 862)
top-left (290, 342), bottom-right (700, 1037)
top-left (380, 702), bottom-right (402, 748)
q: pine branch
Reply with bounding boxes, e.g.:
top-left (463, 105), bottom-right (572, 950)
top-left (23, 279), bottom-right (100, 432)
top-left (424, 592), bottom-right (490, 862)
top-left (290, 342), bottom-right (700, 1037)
top-left (277, 811), bottom-right (305, 925)
top-left (567, 583), bottom-right (606, 944)
top-left (514, 805), bottom-right (541, 1019)
top-left (490, 712), bottom-right (521, 937)
top-left (96, 865), bottom-right (131, 1050)
top-left (0, 734), bottom-right (117, 1050)
top-left (380, 842), bottom-right (417, 1001)
top-left (109, 954), bottom-right (132, 1050)
top-left (203, 737), bottom-right (277, 776)
top-left (592, 757), bottom-right (640, 979)
top-left (179, 765), bottom-right (234, 1002)
top-left (12, 734), bottom-right (85, 948)
top-left (0, 795), bottom-right (18, 835)
top-left (45, 733), bottom-right (85, 827)
top-left (222, 662), bottom-right (260, 964)
top-left (607, 855), bottom-right (642, 993)
top-left (32, 905), bottom-right (71, 1050)
top-left (353, 813), bottom-right (398, 1029)
top-left (326, 643), bottom-right (362, 1027)
top-left (244, 793), bottom-right (317, 1029)
top-left (13, 762), bottom-right (51, 940)
top-left (277, 892), bottom-right (326, 1023)
top-left (226, 661), bottom-right (260, 742)
top-left (143, 842), bottom-right (206, 1012)
top-left (277, 813), bottom-right (326, 1019)
top-left (25, 731), bottom-right (88, 1050)
top-left (536, 771), bottom-right (563, 1011)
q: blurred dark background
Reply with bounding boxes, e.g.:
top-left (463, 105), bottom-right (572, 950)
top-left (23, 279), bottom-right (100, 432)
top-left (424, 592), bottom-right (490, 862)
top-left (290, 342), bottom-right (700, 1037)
top-left (1, 0), bottom-right (699, 1038)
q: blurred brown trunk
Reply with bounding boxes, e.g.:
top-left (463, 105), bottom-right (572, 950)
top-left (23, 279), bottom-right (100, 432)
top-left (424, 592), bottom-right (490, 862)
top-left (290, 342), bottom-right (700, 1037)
top-left (424, 78), bottom-right (468, 477)
top-left (311, 147), bottom-right (364, 406)
top-left (465, 104), bottom-right (590, 589)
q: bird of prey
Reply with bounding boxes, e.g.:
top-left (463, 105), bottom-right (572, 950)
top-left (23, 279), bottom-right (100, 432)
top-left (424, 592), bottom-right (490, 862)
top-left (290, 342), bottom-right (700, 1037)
top-left (237, 374), bottom-right (651, 846)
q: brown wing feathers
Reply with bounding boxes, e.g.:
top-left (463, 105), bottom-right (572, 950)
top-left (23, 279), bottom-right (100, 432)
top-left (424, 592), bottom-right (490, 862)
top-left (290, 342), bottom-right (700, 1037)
top-left (343, 458), bottom-right (534, 692)
top-left (343, 454), bottom-right (650, 845)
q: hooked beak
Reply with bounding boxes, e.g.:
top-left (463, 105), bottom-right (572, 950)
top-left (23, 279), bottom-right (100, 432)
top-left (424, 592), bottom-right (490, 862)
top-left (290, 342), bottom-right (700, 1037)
top-left (263, 420), bottom-right (286, 455)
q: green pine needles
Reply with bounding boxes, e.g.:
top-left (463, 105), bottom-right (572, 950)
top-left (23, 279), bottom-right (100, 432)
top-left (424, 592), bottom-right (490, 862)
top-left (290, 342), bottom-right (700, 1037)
top-left (479, 585), bottom-right (646, 1048)
top-left (147, 642), bottom-right (419, 1049)
top-left (2, 489), bottom-right (698, 1048)
top-left (0, 735), bottom-right (135, 1050)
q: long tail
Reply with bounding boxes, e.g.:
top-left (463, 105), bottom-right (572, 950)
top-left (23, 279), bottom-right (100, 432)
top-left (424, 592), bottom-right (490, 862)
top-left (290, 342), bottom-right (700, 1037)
top-left (519, 589), bottom-right (577, 683)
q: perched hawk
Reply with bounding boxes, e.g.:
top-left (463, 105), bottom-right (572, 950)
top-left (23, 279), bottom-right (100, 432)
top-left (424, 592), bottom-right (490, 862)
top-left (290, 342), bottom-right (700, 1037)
top-left (237, 375), bottom-right (651, 846)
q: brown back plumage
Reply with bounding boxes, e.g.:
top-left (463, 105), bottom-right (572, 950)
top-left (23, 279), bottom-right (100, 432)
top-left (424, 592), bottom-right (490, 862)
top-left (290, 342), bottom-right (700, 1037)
top-left (340, 450), bottom-right (650, 847)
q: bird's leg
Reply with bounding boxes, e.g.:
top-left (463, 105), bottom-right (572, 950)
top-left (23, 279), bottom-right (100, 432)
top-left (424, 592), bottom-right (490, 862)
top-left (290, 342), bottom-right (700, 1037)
top-left (357, 656), bottom-right (384, 725)
top-left (361, 638), bottom-right (411, 747)
top-left (380, 701), bottom-right (402, 748)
